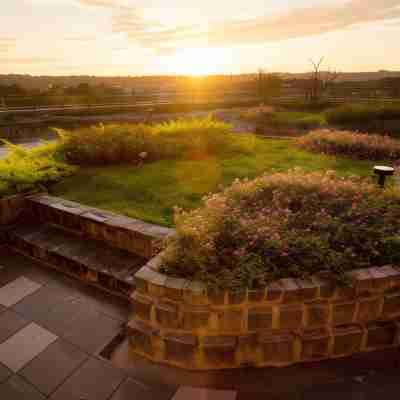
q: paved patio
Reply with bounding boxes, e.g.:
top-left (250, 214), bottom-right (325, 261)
top-left (1, 246), bottom-right (400, 400)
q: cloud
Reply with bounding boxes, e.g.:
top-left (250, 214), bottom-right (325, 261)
top-left (0, 37), bottom-right (16, 54)
top-left (109, 0), bottom-right (400, 52)
top-left (64, 35), bottom-right (95, 44)
top-left (0, 57), bottom-right (62, 65)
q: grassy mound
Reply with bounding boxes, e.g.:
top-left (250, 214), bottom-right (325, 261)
top-left (160, 170), bottom-right (400, 290)
top-left (296, 129), bottom-right (400, 160)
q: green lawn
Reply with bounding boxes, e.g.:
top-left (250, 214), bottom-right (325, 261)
top-left (52, 138), bottom-right (377, 227)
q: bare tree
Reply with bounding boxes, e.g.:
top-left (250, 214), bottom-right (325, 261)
top-left (306, 57), bottom-right (339, 103)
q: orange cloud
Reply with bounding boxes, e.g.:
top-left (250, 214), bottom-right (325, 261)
top-left (111, 0), bottom-right (400, 52)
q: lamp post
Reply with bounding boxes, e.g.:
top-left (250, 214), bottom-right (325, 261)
top-left (374, 166), bottom-right (395, 188)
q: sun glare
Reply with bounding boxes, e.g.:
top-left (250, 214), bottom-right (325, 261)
top-left (167, 48), bottom-right (231, 76)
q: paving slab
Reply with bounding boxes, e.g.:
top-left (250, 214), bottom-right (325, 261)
top-left (12, 284), bottom-right (80, 322)
top-left (110, 377), bottom-right (177, 400)
top-left (50, 356), bottom-right (126, 400)
top-left (61, 306), bottom-right (123, 354)
top-left (0, 310), bottom-right (30, 343)
top-left (0, 362), bottom-right (11, 384)
top-left (0, 375), bottom-right (46, 400)
top-left (173, 386), bottom-right (237, 400)
top-left (0, 277), bottom-right (41, 307)
top-left (0, 322), bottom-right (58, 372)
top-left (19, 339), bottom-right (88, 396)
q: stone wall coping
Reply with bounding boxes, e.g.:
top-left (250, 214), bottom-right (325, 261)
top-left (134, 252), bottom-right (400, 306)
top-left (27, 194), bottom-right (175, 239)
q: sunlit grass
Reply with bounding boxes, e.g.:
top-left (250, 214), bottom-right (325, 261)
top-left (52, 138), bottom-right (377, 226)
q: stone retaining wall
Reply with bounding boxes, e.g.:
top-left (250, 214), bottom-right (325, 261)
top-left (128, 255), bottom-right (400, 370)
top-left (0, 194), bottom-right (28, 226)
top-left (27, 194), bottom-right (174, 259)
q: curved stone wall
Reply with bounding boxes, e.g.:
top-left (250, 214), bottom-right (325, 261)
top-left (128, 254), bottom-right (400, 370)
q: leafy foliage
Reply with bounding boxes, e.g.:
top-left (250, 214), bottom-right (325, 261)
top-left (326, 104), bottom-right (400, 126)
top-left (160, 170), bottom-right (400, 290)
top-left (0, 141), bottom-right (75, 198)
top-left (56, 117), bottom-right (252, 165)
top-left (297, 129), bottom-right (400, 160)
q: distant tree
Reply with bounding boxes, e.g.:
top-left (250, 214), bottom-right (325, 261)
top-left (255, 70), bottom-right (282, 101)
top-left (305, 58), bottom-right (339, 103)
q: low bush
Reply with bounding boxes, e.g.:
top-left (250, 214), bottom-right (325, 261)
top-left (57, 117), bottom-right (252, 165)
top-left (326, 104), bottom-right (400, 126)
top-left (241, 109), bottom-right (325, 131)
top-left (296, 129), bottom-right (400, 160)
top-left (0, 141), bottom-right (75, 198)
top-left (160, 169), bottom-right (400, 290)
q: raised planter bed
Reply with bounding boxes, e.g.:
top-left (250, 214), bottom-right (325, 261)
top-left (128, 254), bottom-right (400, 370)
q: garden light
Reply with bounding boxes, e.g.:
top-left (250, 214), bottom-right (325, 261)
top-left (374, 166), bottom-right (394, 188)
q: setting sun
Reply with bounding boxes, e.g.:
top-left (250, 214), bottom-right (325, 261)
top-left (166, 48), bottom-right (233, 76)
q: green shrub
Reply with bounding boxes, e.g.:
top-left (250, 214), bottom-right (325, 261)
top-left (0, 141), bottom-right (75, 198)
top-left (296, 129), bottom-right (400, 160)
top-left (241, 109), bottom-right (325, 130)
top-left (160, 170), bottom-right (400, 290)
top-left (57, 117), bottom-right (253, 165)
top-left (326, 104), bottom-right (400, 126)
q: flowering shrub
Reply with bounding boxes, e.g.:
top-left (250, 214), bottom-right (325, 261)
top-left (56, 117), bottom-right (252, 165)
top-left (296, 129), bottom-right (400, 160)
top-left (160, 169), bottom-right (400, 290)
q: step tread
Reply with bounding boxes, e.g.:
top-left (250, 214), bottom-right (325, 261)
top-left (28, 194), bottom-right (174, 238)
top-left (10, 224), bottom-right (147, 283)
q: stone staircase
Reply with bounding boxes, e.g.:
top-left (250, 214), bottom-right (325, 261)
top-left (2, 194), bottom-right (174, 299)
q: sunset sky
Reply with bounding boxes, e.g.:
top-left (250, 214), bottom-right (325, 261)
top-left (1, 0), bottom-right (400, 76)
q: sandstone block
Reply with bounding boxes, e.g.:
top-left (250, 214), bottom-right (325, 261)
top-left (183, 305), bottom-right (210, 331)
top-left (279, 305), bottom-right (304, 330)
top-left (366, 322), bottom-right (397, 350)
top-left (332, 301), bottom-right (356, 326)
top-left (155, 301), bottom-right (180, 329)
top-left (248, 307), bottom-right (273, 331)
top-left (301, 329), bottom-right (331, 361)
top-left (258, 331), bottom-right (295, 366)
top-left (306, 302), bottom-right (330, 328)
top-left (218, 310), bottom-right (244, 332)
top-left (164, 333), bottom-right (197, 366)
top-left (333, 324), bottom-right (364, 357)
top-left (383, 293), bottom-right (400, 319)
top-left (202, 335), bottom-right (237, 367)
top-left (356, 297), bottom-right (383, 322)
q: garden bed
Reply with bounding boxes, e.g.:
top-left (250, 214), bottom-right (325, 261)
top-left (128, 253), bottom-right (400, 370)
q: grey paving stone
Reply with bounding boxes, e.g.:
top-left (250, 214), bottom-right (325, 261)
top-left (173, 386), bottom-right (237, 400)
top-left (61, 307), bottom-right (123, 354)
top-left (0, 322), bottom-right (58, 372)
top-left (0, 310), bottom-right (30, 343)
top-left (0, 375), bottom-right (46, 400)
top-left (110, 378), bottom-right (177, 400)
top-left (0, 362), bottom-right (11, 384)
top-left (19, 339), bottom-right (88, 396)
top-left (0, 277), bottom-right (41, 307)
top-left (34, 297), bottom-right (89, 336)
top-left (13, 284), bottom-right (80, 323)
top-left (50, 357), bottom-right (126, 400)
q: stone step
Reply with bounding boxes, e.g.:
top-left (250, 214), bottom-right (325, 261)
top-left (27, 194), bottom-right (174, 259)
top-left (8, 223), bottom-right (148, 299)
